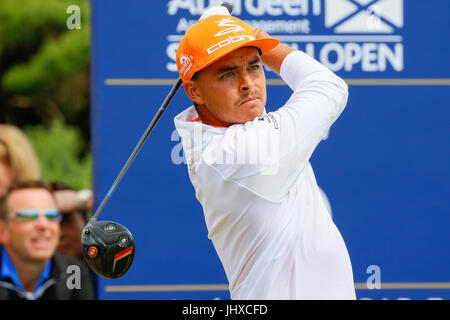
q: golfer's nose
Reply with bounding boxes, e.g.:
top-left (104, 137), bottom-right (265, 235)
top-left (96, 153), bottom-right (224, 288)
top-left (239, 71), bottom-right (254, 92)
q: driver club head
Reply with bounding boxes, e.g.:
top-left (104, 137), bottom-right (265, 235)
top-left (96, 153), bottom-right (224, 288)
top-left (81, 220), bottom-right (135, 279)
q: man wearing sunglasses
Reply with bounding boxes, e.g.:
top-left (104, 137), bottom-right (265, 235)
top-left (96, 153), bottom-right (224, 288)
top-left (0, 180), bottom-right (96, 299)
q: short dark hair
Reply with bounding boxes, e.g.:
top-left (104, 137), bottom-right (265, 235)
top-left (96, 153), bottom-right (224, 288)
top-left (0, 180), bottom-right (54, 220)
top-left (50, 181), bottom-right (73, 192)
top-left (191, 71), bottom-right (200, 81)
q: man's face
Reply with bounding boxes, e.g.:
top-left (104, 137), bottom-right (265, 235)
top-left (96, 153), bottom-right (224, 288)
top-left (185, 47), bottom-right (267, 127)
top-left (0, 188), bottom-right (60, 263)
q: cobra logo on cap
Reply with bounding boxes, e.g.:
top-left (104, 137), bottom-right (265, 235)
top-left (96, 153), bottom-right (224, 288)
top-left (213, 18), bottom-right (245, 37)
top-left (206, 17), bottom-right (254, 55)
top-left (206, 34), bottom-right (255, 55)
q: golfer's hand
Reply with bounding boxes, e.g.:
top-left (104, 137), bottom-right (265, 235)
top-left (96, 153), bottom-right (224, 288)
top-left (252, 28), bottom-right (295, 75)
top-left (252, 28), bottom-right (271, 40)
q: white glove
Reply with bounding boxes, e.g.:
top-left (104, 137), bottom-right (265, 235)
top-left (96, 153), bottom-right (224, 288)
top-left (199, 5), bottom-right (231, 20)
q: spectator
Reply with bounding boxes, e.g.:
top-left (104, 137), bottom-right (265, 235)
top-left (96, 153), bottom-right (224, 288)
top-left (0, 180), bottom-right (96, 299)
top-left (51, 181), bottom-right (93, 260)
top-left (0, 124), bottom-right (41, 197)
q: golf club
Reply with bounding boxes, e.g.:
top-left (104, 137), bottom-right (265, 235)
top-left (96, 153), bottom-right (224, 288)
top-left (81, 2), bottom-right (234, 279)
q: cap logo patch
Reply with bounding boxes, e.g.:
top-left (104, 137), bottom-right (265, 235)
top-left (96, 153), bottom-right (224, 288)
top-left (179, 54), bottom-right (193, 76)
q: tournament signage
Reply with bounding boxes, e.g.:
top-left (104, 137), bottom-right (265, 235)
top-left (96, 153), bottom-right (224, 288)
top-left (165, 0), bottom-right (404, 75)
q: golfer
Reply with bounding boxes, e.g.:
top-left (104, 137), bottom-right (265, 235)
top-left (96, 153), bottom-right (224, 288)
top-left (174, 8), bottom-right (355, 300)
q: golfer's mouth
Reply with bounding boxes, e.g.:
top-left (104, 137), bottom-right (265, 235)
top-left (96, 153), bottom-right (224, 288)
top-left (240, 97), bottom-right (259, 106)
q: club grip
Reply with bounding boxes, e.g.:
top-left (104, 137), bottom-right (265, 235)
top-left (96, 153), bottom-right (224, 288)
top-left (221, 2), bottom-right (233, 14)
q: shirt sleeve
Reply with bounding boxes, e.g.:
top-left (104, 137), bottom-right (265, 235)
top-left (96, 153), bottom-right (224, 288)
top-left (203, 50), bottom-right (349, 202)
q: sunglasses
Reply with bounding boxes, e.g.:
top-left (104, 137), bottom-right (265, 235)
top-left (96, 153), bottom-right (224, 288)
top-left (8, 209), bottom-right (62, 222)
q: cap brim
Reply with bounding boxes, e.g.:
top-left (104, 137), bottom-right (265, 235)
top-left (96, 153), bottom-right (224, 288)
top-left (194, 37), bottom-right (280, 76)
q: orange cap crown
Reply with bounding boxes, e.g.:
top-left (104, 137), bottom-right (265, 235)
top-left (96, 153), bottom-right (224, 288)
top-left (176, 15), bottom-right (279, 81)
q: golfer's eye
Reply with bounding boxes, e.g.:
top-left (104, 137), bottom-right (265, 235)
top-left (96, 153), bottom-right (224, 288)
top-left (221, 71), bottom-right (233, 79)
top-left (249, 64), bottom-right (260, 71)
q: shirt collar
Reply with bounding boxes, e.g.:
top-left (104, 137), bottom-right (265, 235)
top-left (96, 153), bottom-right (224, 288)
top-left (1, 247), bottom-right (52, 293)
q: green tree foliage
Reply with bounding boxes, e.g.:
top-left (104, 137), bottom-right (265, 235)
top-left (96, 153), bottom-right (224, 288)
top-left (24, 117), bottom-right (92, 190)
top-left (0, 0), bottom-right (91, 189)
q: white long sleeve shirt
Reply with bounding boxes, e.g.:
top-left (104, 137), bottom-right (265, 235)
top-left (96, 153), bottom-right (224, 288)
top-left (174, 50), bottom-right (356, 300)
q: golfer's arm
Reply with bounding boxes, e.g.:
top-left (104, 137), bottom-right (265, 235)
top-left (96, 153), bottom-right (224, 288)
top-left (241, 29), bottom-right (349, 201)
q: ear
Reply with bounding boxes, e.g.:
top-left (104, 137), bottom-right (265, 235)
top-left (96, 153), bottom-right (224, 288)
top-left (183, 80), bottom-right (204, 105)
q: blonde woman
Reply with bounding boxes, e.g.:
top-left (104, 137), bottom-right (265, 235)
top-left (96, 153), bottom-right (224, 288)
top-left (0, 124), bottom-right (41, 196)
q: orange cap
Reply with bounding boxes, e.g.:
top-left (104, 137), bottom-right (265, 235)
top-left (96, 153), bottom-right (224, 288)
top-left (176, 15), bottom-right (280, 82)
